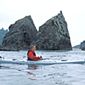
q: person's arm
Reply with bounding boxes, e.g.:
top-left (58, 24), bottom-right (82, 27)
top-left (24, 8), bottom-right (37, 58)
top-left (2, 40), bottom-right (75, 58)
top-left (28, 52), bottom-right (41, 61)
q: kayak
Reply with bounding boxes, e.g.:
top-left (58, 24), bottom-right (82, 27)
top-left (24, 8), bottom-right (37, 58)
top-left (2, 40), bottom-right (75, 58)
top-left (0, 59), bottom-right (85, 65)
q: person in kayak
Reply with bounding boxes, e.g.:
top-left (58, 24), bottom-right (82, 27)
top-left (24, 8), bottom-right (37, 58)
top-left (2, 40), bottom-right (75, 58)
top-left (27, 45), bottom-right (42, 61)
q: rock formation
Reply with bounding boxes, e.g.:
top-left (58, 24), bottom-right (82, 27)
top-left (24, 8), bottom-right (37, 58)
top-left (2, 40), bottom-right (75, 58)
top-left (80, 41), bottom-right (85, 50)
top-left (35, 11), bottom-right (72, 50)
top-left (2, 16), bottom-right (37, 50)
top-left (1, 11), bottom-right (72, 51)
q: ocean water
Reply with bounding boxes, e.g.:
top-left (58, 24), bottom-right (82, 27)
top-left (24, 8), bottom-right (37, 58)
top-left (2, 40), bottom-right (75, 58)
top-left (0, 49), bottom-right (85, 85)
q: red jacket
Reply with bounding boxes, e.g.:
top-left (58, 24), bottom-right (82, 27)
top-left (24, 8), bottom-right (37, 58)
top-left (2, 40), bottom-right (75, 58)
top-left (27, 50), bottom-right (41, 61)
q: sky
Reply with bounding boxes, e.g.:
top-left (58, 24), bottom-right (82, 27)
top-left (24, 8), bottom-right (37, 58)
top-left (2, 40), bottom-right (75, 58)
top-left (0, 0), bottom-right (85, 46)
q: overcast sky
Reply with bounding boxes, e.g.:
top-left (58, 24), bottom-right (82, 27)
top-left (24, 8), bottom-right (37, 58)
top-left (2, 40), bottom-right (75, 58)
top-left (0, 0), bottom-right (85, 46)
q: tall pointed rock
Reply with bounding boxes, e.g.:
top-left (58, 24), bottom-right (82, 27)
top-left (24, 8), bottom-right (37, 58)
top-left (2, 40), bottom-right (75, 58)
top-left (35, 11), bottom-right (72, 50)
top-left (2, 16), bottom-right (37, 50)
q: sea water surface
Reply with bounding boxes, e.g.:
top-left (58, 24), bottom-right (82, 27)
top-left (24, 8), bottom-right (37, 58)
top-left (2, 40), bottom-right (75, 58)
top-left (0, 49), bottom-right (85, 85)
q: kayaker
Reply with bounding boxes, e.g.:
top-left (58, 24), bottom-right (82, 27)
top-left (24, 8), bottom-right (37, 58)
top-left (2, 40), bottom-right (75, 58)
top-left (27, 45), bottom-right (42, 61)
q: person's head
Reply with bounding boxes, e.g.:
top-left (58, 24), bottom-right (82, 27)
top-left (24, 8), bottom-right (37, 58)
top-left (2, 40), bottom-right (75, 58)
top-left (30, 45), bottom-right (36, 51)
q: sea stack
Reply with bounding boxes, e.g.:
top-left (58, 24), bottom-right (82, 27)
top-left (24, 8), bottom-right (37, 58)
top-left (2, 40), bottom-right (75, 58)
top-left (35, 11), bottom-right (72, 50)
top-left (80, 41), bottom-right (85, 50)
top-left (2, 16), bottom-right (37, 50)
top-left (1, 11), bottom-right (72, 51)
